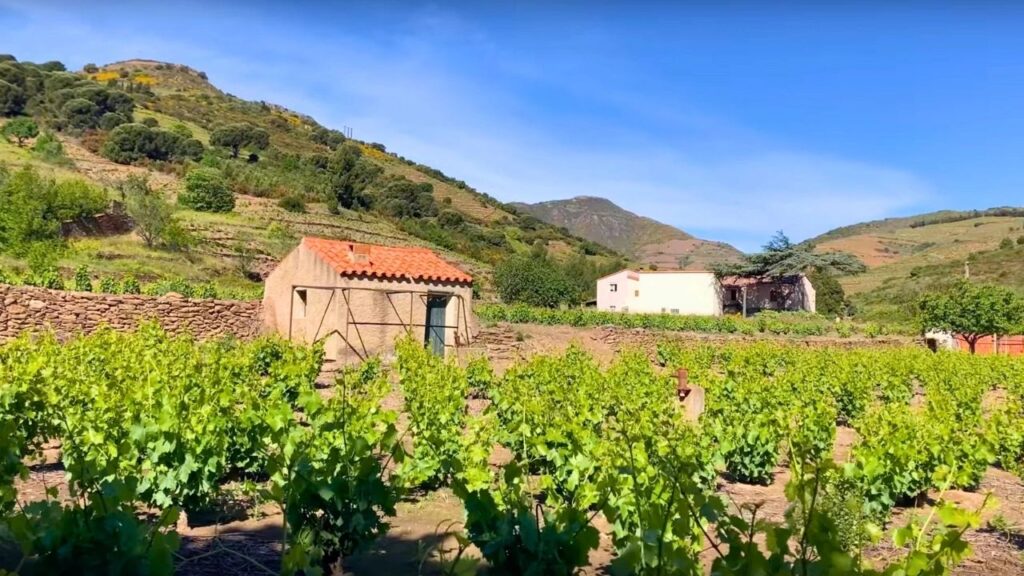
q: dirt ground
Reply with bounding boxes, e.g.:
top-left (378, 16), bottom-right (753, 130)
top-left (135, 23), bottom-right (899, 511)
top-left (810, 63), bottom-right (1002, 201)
top-left (8, 328), bottom-right (1023, 575)
top-left (13, 429), bottom-right (1021, 575)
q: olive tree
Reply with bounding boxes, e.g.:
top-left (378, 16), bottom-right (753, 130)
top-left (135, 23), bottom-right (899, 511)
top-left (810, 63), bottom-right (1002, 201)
top-left (2, 117), bottom-right (38, 146)
top-left (61, 97), bottom-right (101, 130)
top-left (919, 280), bottom-right (1024, 354)
top-left (101, 123), bottom-right (204, 164)
top-left (210, 123), bottom-right (269, 158)
top-left (121, 176), bottom-right (175, 248)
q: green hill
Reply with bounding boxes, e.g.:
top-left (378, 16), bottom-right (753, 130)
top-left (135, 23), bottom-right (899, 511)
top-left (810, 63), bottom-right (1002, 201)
top-left (0, 56), bottom-right (622, 297)
top-left (807, 210), bottom-right (1024, 323)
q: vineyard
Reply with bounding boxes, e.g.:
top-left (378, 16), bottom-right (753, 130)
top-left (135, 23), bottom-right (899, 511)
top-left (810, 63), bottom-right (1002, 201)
top-left (475, 303), bottom-right (912, 338)
top-left (1, 327), bottom-right (1023, 575)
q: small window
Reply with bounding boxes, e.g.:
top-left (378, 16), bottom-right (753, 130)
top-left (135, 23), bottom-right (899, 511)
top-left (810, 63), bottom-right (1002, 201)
top-left (634, 290), bottom-right (639, 297)
top-left (770, 289), bottom-right (781, 303)
top-left (729, 288), bottom-right (739, 302)
top-left (609, 305), bottom-right (616, 311)
top-left (609, 283), bottom-right (618, 292)
top-left (294, 289), bottom-right (308, 319)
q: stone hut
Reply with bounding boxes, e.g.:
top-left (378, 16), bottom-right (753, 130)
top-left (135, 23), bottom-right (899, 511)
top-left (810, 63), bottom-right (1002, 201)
top-left (262, 237), bottom-right (475, 362)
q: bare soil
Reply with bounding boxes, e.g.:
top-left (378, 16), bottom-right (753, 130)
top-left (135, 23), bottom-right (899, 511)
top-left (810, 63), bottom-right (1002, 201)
top-left (61, 136), bottom-right (181, 193)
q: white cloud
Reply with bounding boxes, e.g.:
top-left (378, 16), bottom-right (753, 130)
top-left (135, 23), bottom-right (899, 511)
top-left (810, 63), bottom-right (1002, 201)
top-left (0, 3), bottom-right (933, 252)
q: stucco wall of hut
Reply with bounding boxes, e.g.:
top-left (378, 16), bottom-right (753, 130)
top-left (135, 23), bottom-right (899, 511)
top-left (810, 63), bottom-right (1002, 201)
top-left (262, 244), bottom-right (475, 362)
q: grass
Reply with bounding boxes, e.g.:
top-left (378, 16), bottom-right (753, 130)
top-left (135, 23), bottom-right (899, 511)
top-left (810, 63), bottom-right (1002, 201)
top-left (848, 241), bottom-right (1024, 324)
top-left (0, 133), bottom-right (83, 182)
top-left (133, 107), bottom-right (212, 144)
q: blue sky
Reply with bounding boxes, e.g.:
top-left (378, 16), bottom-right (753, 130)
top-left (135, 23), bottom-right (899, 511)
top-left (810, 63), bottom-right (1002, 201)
top-left (3, 1), bottom-right (1023, 251)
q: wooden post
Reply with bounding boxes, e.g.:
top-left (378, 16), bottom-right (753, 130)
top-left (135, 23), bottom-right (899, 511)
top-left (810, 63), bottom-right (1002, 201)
top-left (741, 286), bottom-right (748, 318)
top-left (676, 368), bottom-right (705, 422)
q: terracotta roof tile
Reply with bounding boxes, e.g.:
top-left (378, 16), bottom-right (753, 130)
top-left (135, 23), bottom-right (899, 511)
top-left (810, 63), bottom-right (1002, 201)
top-left (302, 237), bottom-right (473, 285)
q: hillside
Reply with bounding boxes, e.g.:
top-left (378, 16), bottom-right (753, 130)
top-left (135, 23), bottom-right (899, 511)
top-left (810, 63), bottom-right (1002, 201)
top-left (0, 56), bottom-right (623, 297)
top-left (512, 196), bottom-right (743, 269)
top-left (806, 210), bottom-right (1024, 322)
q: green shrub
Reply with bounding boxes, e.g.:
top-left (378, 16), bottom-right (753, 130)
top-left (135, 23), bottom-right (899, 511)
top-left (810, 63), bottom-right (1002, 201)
top-left (168, 123), bottom-right (193, 139)
top-left (179, 168), bottom-right (234, 212)
top-left (0, 80), bottom-right (26, 116)
top-left (0, 167), bottom-right (107, 253)
top-left (121, 275), bottom-right (141, 294)
top-left (73, 265), bottom-right (92, 292)
top-left (98, 111), bottom-right (127, 130)
top-left (494, 255), bottom-right (579, 308)
top-left (30, 131), bottom-right (69, 165)
top-left (196, 283), bottom-right (218, 299)
top-left (808, 268), bottom-right (848, 318)
top-left (98, 276), bottom-right (119, 294)
top-left (144, 277), bottom-right (196, 298)
top-left (277, 194), bottom-right (306, 213)
top-left (159, 221), bottom-right (197, 252)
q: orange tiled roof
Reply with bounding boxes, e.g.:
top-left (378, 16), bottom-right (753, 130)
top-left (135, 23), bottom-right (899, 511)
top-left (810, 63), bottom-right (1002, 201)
top-left (302, 237), bottom-right (473, 284)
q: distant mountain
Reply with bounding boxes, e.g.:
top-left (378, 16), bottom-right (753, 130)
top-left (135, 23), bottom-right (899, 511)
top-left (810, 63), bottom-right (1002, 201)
top-left (511, 196), bottom-right (743, 269)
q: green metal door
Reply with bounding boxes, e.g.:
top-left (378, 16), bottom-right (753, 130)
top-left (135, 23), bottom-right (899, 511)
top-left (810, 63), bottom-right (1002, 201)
top-left (424, 296), bottom-right (448, 356)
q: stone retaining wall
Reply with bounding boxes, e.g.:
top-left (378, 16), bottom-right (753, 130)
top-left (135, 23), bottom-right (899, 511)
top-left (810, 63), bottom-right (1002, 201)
top-left (0, 284), bottom-right (263, 341)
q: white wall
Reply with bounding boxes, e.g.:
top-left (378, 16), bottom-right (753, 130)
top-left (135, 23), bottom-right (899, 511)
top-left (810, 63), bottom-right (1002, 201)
top-left (800, 276), bottom-right (817, 313)
top-left (596, 270), bottom-right (636, 312)
top-left (635, 272), bottom-right (721, 315)
top-left (596, 270), bottom-right (722, 316)
top-left (262, 243), bottom-right (475, 362)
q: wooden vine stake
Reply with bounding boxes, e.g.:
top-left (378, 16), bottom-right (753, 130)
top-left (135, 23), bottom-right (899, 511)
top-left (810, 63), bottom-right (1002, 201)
top-left (676, 368), bottom-right (705, 422)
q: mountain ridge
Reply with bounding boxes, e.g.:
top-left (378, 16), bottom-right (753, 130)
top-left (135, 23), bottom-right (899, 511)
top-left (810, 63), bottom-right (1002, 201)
top-left (511, 196), bottom-right (744, 270)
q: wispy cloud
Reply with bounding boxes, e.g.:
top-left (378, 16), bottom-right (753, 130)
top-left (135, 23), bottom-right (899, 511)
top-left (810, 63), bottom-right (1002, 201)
top-left (0, 2), bottom-right (934, 251)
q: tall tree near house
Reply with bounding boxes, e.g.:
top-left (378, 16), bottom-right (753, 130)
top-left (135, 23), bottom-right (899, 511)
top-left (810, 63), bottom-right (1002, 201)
top-left (807, 268), bottom-right (848, 317)
top-left (713, 231), bottom-right (866, 278)
top-left (918, 280), bottom-right (1024, 354)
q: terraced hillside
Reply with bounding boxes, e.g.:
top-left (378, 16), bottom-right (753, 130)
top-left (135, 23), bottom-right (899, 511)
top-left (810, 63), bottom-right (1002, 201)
top-left (807, 210), bottom-right (1024, 322)
top-left (0, 57), bottom-right (622, 297)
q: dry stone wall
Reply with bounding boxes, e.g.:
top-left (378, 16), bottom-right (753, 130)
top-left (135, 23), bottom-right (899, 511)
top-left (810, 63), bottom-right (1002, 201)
top-left (0, 284), bottom-right (262, 341)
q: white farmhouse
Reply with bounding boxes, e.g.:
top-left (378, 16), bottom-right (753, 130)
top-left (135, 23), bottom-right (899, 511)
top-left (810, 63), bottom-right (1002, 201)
top-left (595, 269), bottom-right (815, 316)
